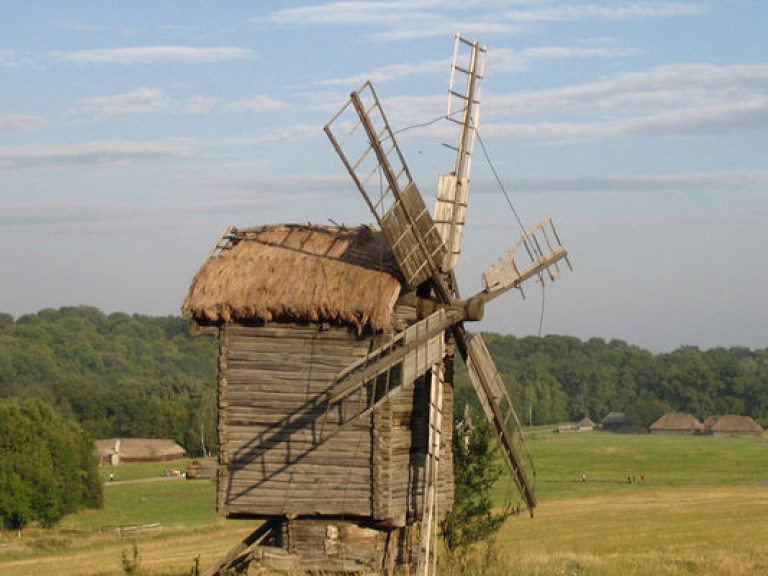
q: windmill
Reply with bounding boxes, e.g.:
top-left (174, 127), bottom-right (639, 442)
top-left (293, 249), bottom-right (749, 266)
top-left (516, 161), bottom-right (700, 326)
top-left (323, 34), bottom-right (570, 572)
top-left (185, 35), bottom-right (570, 576)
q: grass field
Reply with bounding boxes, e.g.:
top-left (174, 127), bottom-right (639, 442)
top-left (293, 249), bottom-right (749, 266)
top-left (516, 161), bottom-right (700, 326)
top-left (1, 433), bottom-right (766, 575)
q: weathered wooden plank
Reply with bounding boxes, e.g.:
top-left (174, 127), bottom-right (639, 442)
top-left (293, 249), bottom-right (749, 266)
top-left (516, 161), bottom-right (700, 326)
top-left (227, 440), bottom-right (373, 459)
top-left (227, 347), bottom-right (366, 364)
top-left (226, 432), bottom-right (370, 448)
top-left (224, 323), bottom-right (367, 340)
top-left (223, 411), bottom-right (371, 427)
top-left (229, 464), bottom-right (371, 479)
top-left (218, 329), bottom-right (231, 516)
top-left (227, 501), bottom-right (370, 518)
top-left (227, 343), bottom-right (374, 361)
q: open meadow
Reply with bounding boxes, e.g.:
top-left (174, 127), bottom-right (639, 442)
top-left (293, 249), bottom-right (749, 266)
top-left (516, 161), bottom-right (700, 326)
top-left (1, 432), bottom-right (766, 575)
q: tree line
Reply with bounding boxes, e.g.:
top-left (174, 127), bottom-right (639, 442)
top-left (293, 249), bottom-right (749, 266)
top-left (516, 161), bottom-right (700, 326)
top-left (1, 307), bottom-right (766, 455)
top-left (455, 334), bottom-right (768, 428)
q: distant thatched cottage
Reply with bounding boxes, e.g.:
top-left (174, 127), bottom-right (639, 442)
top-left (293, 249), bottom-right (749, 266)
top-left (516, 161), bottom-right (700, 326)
top-left (95, 438), bottom-right (186, 465)
top-left (649, 413), bottom-right (705, 435)
top-left (557, 417), bottom-right (595, 433)
top-left (577, 417), bottom-right (596, 431)
top-left (704, 415), bottom-right (764, 438)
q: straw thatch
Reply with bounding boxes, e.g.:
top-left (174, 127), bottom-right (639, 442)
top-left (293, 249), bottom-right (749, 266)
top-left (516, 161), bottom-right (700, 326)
top-left (705, 415), bottom-right (764, 437)
top-left (649, 413), bottom-right (705, 435)
top-left (577, 417), bottom-right (596, 430)
top-left (95, 438), bottom-right (186, 463)
top-left (182, 224), bottom-right (403, 333)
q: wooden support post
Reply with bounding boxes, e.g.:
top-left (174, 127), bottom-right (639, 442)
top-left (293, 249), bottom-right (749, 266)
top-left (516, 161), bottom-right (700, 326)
top-left (200, 520), bottom-right (276, 576)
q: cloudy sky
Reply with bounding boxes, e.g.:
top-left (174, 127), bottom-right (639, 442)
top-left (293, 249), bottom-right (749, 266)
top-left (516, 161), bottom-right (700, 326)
top-left (1, 1), bottom-right (766, 351)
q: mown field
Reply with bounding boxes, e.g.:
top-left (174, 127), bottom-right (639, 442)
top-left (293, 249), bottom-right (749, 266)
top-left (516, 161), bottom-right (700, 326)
top-left (1, 431), bottom-right (766, 575)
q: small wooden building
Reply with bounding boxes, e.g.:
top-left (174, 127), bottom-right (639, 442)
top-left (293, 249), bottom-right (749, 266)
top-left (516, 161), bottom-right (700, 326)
top-left (577, 417), bottom-right (596, 432)
top-left (600, 411), bottom-right (628, 432)
top-left (182, 224), bottom-right (454, 573)
top-left (649, 413), bottom-right (705, 435)
top-left (704, 415), bottom-right (764, 438)
top-left (95, 438), bottom-right (186, 465)
top-left (556, 417), bottom-right (595, 434)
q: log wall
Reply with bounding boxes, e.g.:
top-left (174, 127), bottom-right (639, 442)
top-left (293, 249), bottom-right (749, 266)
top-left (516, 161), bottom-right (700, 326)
top-left (218, 323), bottom-right (377, 518)
top-left (215, 307), bottom-right (454, 524)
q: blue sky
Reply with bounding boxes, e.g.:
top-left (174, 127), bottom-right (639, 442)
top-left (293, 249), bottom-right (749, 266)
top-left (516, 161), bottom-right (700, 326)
top-left (1, 1), bottom-right (766, 351)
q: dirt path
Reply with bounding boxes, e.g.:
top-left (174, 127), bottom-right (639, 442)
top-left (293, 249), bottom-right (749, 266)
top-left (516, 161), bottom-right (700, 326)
top-left (104, 475), bottom-right (186, 486)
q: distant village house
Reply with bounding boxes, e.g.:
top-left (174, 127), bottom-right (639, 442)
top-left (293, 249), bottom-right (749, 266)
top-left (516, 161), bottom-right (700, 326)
top-left (95, 438), bottom-right (186, 465)
top-left (704, 415), bottom-right (764, 438)
top-left (557, 417), bottom-right (596, 433)
top-left (647, 413), bottom-right (764, 437)
top-left (649, 413), bottom-right (705, 435)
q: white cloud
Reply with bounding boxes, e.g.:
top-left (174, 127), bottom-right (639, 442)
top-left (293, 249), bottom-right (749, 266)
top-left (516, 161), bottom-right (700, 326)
top-left (172, 172), bottom-right (349, 195)
top-left (252, 1), bottom-right (439, 26)
top-left (0, 114), bottom-right (46, 132)
top-left (313, 43), bottom-right (637, 90)
top-left (0, 188), bottom-right (342, 229)
top-left (254, 1), bottom-right (703, 41)
top-left (488, 64), bottom-right (768, 116)
top-left (477, 63), bottom-right (768, 140)
top-left (490, 46), bottom-right (640, 72)
top-left (73, 88), bottom-right (221, 119)
top-left (0, 50), bottom-right (19, 67)
top-left (314, 59), bottom-right (446, 87)
top-left (0, 139), bottom-right (190, 171)
top-left (498, 3), bottom-right (703, 23)
top-left (626, 99), bottom-right (768, 136)
top-left (224, 95), bottom-right (290, 112)
top-left (505, 171), bottom-right (768, 193)
top-left (61, 46), bottom-right (256, 64)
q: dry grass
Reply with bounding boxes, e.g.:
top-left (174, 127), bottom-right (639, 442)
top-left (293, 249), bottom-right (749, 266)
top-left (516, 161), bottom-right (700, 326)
top-left (485, 484), bottom-right (768, 575)
top-left (4, 434), bottom-right (767, 575)
top-left (5, 485), bottom-right (765, 575)
top-left (0, 522), bottom-right (259, 576)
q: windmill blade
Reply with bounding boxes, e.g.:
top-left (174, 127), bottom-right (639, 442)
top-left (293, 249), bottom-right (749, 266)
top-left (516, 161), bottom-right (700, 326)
top-left (318, 309), bottom-right (459, 442)
top-left (325, 81), bottom-right (447, 288)
top-left (434, 35), bottom-right (486, 272)
top-left (481, 217), bottom-right (572, 302)
top-left (452, 324), bottom-right (537, 512)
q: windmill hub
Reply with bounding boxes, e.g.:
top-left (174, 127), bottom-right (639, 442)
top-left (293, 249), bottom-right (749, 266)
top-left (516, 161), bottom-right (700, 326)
top-left (462, 296), bottom-right (485, 322)
top-left (411, 293), bottom-right (484, 323)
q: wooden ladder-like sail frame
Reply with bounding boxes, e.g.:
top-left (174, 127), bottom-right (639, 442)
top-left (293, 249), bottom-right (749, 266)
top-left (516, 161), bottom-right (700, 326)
top-left (324, 81), bottom-right (446, 289)
top-left (325, 81), bottom-right (544, 514)
top-left (434, 34), bottom-right (487, 272)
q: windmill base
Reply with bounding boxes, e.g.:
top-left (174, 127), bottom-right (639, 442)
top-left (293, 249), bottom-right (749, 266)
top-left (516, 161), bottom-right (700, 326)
top-left (244, 517), bottom-right (411, 575)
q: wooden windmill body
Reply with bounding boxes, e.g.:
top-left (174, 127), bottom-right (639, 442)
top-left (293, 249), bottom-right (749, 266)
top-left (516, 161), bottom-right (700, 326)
top-left (183, 36), bottom-right (570, 575)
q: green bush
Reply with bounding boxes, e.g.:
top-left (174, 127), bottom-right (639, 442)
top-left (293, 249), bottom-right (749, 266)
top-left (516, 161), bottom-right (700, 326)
top-left (442, 417), bottom-right (510, 553)
top-left (0, 399), bottom-right (102, 529)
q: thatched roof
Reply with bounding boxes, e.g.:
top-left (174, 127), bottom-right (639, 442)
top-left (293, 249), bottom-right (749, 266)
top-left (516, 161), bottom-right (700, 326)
top-left (578, 417), bottom-right (596, 428)
top-left (183, 224), bottom-right (403, 332)
top-left (650, 413), bottom-right (705, 432)
top-left (706, 415), bottom-right (763, 435)
top-left (95, 438), bottom-right (186, 460)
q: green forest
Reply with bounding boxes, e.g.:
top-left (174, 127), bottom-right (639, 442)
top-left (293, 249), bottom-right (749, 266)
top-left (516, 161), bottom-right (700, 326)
top-left (1, 306), bottom-right (767, 460)
top-left (0, 307), bottom-right (218, 457)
